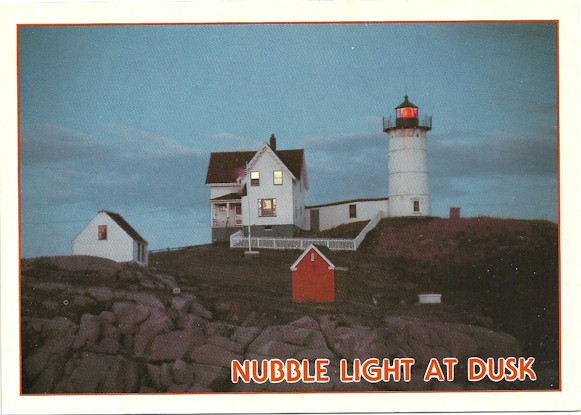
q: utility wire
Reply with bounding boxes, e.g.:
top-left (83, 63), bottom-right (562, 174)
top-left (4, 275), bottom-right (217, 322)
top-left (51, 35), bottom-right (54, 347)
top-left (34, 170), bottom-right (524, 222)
top-left (21, 203), bottom-right (200, 225)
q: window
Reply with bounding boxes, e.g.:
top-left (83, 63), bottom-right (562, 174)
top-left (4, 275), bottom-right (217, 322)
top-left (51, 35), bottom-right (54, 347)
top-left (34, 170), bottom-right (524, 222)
top-left (258, 198), bottom-right (277, 217)
top-left (218, 204), bottom-right (227, 212)
top-left (250, 171), bottom-right (260, 186)
top-left (137, 243), bottom-right (145, 262)
top-left (98, 225), bottom-right (107, 240)
top-left (264, 225), bottom-right (272, 231)
top-left (349, 204), bottom-right (357, 218)
top-left (273, 170), bottom-right (283, 185)
top-left (413, 200), bottom-right (420, 212)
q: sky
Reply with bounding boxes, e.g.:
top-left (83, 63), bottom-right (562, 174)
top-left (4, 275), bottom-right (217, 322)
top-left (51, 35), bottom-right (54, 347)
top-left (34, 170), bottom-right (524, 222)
top-left (18, 22), bottom-right (558, 258)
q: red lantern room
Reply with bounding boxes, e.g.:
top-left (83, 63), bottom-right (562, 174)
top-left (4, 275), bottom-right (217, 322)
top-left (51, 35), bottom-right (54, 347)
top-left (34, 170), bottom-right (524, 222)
top-left (383, 95), bottom-right (432, 132)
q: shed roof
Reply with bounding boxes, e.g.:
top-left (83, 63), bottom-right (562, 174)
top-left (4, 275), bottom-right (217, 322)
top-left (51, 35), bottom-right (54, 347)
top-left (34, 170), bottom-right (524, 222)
top-left (205, 148), bottom-right (304, 184)
top-left (102, 210), bottom-right (147, 244)
top-left (290, 244), bottom-right (346, 271)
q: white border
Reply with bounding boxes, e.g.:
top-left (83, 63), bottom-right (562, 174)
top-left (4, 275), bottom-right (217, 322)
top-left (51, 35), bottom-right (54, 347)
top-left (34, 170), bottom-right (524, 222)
top-left (1, 1), bottom-right (579, 414)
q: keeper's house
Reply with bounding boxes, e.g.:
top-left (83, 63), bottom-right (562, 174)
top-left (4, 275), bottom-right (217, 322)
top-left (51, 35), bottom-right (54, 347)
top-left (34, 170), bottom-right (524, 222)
top-left (72, 210), bottom-right (148, 265)
top-left (205, 134), bottom-right (308, 242)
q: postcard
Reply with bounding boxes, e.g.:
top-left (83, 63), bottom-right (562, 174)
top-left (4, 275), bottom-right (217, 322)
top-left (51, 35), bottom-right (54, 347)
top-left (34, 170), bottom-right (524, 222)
top-left (1, 0), bottom-right (580, 414)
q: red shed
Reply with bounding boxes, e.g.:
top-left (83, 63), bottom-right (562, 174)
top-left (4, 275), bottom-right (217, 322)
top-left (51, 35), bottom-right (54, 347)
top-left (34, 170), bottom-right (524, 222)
top-left (290, 244), bottom-right (338, 302)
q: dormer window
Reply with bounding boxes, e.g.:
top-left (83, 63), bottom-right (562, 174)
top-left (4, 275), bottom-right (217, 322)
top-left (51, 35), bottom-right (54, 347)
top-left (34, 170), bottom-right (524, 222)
top-left (250, 171), bottom-right (260, 186)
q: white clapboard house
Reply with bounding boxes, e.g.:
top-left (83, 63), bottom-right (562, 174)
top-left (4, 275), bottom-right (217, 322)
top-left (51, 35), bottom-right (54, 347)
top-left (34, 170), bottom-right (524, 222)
top-left (205, 134), bottom-right (308, 242)
top-left (72, 210), bottom-right (148, 265)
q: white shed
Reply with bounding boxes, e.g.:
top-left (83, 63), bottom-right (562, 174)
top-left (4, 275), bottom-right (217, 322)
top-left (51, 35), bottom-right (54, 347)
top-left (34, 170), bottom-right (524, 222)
top-left (72, 210), bottom-right (148, 265)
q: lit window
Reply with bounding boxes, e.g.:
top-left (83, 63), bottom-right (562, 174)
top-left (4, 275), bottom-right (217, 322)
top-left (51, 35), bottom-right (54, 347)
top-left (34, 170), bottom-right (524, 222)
top-left (258, 198), bottom-right (277, 217)
top-left (98, 225), bottom-right (107, 240)
top-left (250, 171), bottom-right (260, 186)
top-left (273, 170), bottom-right (283, 185)
top-left (349, 204), bottom-right (357, 218)
top-left (413, 201), bottom-right (420, 212)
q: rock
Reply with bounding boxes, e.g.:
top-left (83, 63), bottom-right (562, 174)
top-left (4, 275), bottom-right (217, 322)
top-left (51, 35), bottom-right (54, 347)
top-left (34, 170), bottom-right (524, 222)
top-left (28, 356), bottom-right (65, 393)
top-left (65, 353), bottom-right (116, 393)
top-left (86, 287), bottom-right (114, 303)
top-left (289, 316), bottom-right (320, 330)
top-left (98, 311), bottom-right (117, 324)
top-left (148, 330), bottom-right (198, 361)
top-left (146, 364), bottom-right (162, 391)
top-left (70, 295), bottom-right (97, 309)
top-left (72, 314), bottom-right (101, 349)
top-left (171, 295), bottom-right (194, 312)
top-left (281, 326), bottom-right (313, 346)
top-left (24, 334), bottom-right (75, 382)
top-left (191, 363), bottom-right (228, 388)
top-left (189, 344), bottom-right (242, 368)
top-left (41, 316), bottom-right (78, 338)
top-left (133, 309), bottom-right (175, 356)
top-left (255, 340), bottom-right (301, 359)
top-left (123, 292), bottom-right (165, 309)
top-left (167, 383), bottom-right (190, 392)
top-left (171, 359), bottom-right (193, 384)
top-left (41, 300), bottom-right (59, 313)
top-left (112, 301), bottom-right (151, 326)
top-left (188, 383), bottom-right (213, 392)
top-left (190, 303), bottom-right (213, 320)
top-left (294, 347), bottom-right (337, 361)
top-left (88, 337), bottom-right (121, 354)
top-left (231, 326), bottom-right (261, 349)
top-left (208, 335), bottom-right (244, 354)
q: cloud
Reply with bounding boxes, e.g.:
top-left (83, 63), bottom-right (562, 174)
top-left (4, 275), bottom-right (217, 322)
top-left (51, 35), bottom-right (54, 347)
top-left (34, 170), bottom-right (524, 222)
top-left (20, 123), bottom-right (210, 211)
top-left (429, 126), bottom-right (557, 178)
top-left (301, 125), bottom-right (557, 209)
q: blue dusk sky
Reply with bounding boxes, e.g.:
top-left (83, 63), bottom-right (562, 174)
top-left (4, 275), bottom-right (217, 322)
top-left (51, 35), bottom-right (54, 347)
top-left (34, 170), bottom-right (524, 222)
top-left (18, 22), bottom-right (557, 258)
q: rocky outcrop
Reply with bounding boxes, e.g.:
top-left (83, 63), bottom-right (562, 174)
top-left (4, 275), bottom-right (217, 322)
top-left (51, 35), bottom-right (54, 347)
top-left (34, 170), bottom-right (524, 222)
top-left (21, 256), bottom-right (528, 394)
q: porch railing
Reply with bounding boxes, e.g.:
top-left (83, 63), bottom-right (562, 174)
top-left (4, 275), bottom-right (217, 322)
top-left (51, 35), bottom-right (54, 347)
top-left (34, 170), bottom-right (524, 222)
top-left (229, 211), bottom-right (384, 251)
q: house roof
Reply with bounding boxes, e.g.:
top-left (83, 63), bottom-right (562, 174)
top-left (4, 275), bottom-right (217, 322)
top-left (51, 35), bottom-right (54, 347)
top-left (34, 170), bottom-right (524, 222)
top-left (102, 211), bottom-right (147, 244)
top-left (210, 192), bottom-right (242, 201)
top-left (205, 148), bottom-right (305, 184)
top-left (306, 197), bottom-right (389, 209)
top-left (290, 244), bottom-right (342, 271)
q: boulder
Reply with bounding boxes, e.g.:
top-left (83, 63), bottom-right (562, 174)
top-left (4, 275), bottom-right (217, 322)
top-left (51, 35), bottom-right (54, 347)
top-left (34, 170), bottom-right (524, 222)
top-left (112, 301), bottom-right (150, 326)
top-left (86, 286), bottom-right (114, 303)
top-left (171, 359), bottom-right (193, 384)
top-left (148, 330), bottom-right (199, 361)
top-left (289, 316), bottom-right (320, 330)
top-left (72, 313), bottom-right (101, 349)
top-left (230, 326), bottom-right (261, 349)
top-left (208, 335), bottom-right (245, 354)
top-left (189, 344), bottom-right (242, 368)
top-left (191, 363), bottom-right (228, 388)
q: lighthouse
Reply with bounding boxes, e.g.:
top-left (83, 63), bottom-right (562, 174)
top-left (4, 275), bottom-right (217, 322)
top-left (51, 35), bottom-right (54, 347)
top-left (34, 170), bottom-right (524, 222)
top-left (383, 96), bottom-right (432, 217)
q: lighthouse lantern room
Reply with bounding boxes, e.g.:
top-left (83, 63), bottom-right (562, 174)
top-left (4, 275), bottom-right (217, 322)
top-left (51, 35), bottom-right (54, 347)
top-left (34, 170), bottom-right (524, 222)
top-left (383, 96), bottom-right (432, 217)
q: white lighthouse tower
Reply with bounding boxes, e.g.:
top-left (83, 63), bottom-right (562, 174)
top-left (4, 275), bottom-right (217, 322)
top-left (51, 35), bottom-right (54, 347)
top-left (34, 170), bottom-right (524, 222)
top-left (383, 96), bottom-right (432, 217)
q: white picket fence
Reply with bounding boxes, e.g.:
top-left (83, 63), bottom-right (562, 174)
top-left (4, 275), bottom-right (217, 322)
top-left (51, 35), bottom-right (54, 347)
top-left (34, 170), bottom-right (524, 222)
top-left (230, 211), bottom-right (384, 251)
